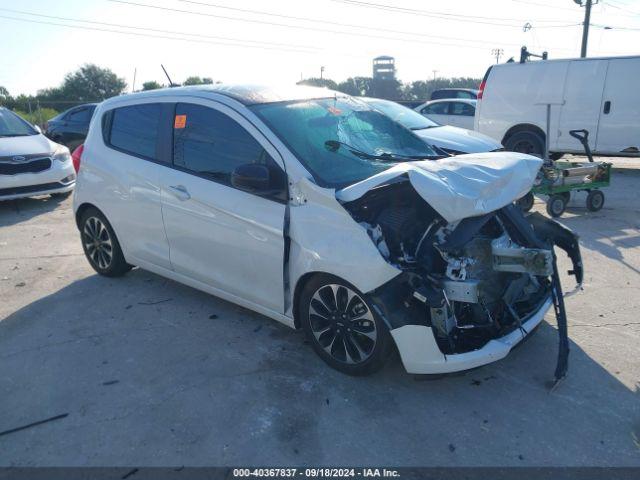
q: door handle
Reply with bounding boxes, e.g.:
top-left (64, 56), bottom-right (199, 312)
top-left (168, 185), bottom-right (191, 201)
top-left (603, 100), bottom-right (611, 114)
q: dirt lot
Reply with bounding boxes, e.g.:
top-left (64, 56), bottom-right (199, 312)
top-left (1, 158), bottom-right (639, 467)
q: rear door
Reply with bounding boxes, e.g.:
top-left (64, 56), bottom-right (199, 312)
top-left (448, 101), bottom-right (475, 130)
top-left (595, 57), bottom-right (640, 155)
top-left (556, 59), bottom-right (608, 152)
top-left (160, 100), bottom-right (288, 313)
top-left (420, 102), bottom-right (449, 125)
top-left (63, 106), bottom-right (94, 149)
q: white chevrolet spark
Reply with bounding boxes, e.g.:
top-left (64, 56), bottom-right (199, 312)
top-left (0, 107), bottom-right (76, 201)
top-left (74, 84), bottom-right (583, 378)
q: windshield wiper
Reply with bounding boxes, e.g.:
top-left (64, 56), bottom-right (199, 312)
top-left (324, 140), bottom-right (431, 162)
top-left (0, 133), bottom-right (32, 137)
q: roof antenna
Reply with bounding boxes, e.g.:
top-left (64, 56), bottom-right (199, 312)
top-left (161, 64), bottom-right (177, 87)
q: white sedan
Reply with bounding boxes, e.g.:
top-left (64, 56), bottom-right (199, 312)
top-left (0, 107), bottom-right (76, 201)
top-left (415, 98), bottom-right (477, 130)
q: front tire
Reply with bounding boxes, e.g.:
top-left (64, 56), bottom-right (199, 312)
top-left (300, 274), bottom-right (393, 376)
top-left (546, 194), bottom-right (567, 218)
top-left (80, 207), bottom-right (131, 277)
top-left (586, 190), bottom-right (604, 211)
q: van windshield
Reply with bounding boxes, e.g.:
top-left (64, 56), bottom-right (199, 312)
top-left (0, 109), bottom-right (38, 137)
top-left (250, 97), bottom-right (439, 189)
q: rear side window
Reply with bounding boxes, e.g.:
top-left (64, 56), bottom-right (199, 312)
top-left (105, 104), bottom-right (162, 160)
top-left (423, 103), bottom-right (448, 115)
top-left (450, 102), bottom-right (475, 116)
top-left (67, 107), bottom-right (92, 123)
top-left (173, 103), bottom-right (281, 186)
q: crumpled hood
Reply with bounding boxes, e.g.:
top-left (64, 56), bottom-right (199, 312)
top-left (414, 125), bottom-right (502, 153)
top-left (0, 134), bottom-right (58, 158)
top-left (336, 152), bottom-right (542, 223)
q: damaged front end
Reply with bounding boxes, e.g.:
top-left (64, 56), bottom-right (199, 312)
top-left (341, 178), bottom-right (582, 382)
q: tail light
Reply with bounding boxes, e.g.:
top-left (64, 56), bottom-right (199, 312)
top-left (477, 79), bottom-right (486, 100)
top-left (478, 66), bottom-right (493, 100)
top-left (71, 144), bottom-right (84, 173)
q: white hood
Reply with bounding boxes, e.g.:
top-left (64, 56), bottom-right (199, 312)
top-left (336, 152), bottom-right (542, 223)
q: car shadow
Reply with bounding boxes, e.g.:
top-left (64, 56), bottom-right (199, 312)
top-left (0, 195), bottom-right (69, 227)
top-left (1, 268), bottom-right (638, 467)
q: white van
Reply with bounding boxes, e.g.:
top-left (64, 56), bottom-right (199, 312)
top-left (475, 55), bottom-right (640, 158)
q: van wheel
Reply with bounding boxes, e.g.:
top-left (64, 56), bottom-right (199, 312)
top-left (516, 192), bottom-right (534, 212)
top-left (505, 131), bottom-right (545, 158)
top-left (300, 274), bottom-right (393, 376)
top-left (80, 207), bottom-right (131, 277)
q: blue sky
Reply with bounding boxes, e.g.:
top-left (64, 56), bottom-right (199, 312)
top-left (1, 0), bottom-right (639, 95)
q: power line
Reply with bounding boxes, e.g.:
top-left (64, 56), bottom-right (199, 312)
top-left (179, 0), bottom-right (563, 41)
top-left (330, 0), bottom-right (573, 26)
top-left (109, 0), bottom-right (569, 51)
top-left (0, 14), bottom-right (315, 54)
top-left (0, 7), bottom-right (317, 51)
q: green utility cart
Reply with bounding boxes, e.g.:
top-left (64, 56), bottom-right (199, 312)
top-left (517, 129), bottom-right (612, 218)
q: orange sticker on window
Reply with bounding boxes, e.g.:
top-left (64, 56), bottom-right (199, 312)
top-left (327, 106), bottom-right (342, 115)
top-left (174, 114), bottom-right (187, 129)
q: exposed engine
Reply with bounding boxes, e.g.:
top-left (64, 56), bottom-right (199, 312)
top-left (343, 179), bottom-right (553, 354)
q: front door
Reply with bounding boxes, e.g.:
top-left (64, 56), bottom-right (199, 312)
top-left (160, 101), bottom-right (288, 313)
top-left (595, 58), bottom-right (640, 155)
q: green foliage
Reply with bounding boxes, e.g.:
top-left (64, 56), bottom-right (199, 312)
top-left (183, 76), bottom-right (214, 85)
top-left (296, 78), bottom-right (338, 90)
top-left (142, 81), bottom-right (163, 91)
top-left (13, 108), bottom-right (59, 128)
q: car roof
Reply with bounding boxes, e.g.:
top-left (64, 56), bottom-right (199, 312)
top-left (433, 88), bottom-right (478, 92)
top-left (427, 98), bottom-right (477, 105)
top-left (102, 83), bottom-right (346, 107)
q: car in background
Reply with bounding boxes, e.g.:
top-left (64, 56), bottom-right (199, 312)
top-left (361, 97), bottom-right (502, 155)
top-left (430, 88), bottom-right (478, 100)
top-left (45, 103), bottom-right (97, 151)
top-left (0, 107), bottom-right (76, 201)
top-left (415, 99), bottom-right (477, 130)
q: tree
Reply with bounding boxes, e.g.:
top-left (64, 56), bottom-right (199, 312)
top-left (142, 81), bottom-right (163, 91)
top-left (50, 64), bottom-right (127, 102)
top-left (0, 86), bottom-right (9, 104)
top-left (335, 77), bottom-right (373, 97)
top-left (183, 76), bottom-right (214, 85)
top-left (296, 77), bottom-right (338, 90)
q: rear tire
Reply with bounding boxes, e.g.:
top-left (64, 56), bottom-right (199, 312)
top-left (299, 274), bottom-right (393, 376)
top-left (79, 207), bottom-right (131, 277)
top-left (505, 131), bottom-right (545, 158)
top-left (586, 190), bottom-right (604, 212)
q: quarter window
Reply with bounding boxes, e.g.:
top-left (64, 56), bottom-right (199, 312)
top-left (106, 104), bottom-right (162, 160)
top-left (67, 106), bottom-right (93, 123)
top-left (172, 103), bottom-right (284, 189)
top-left (450, 102), bottom-right (475, 116)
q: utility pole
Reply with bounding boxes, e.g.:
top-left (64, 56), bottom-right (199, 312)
top-left (320, 66), bottom-right (325, 80)
top-left (491, 48), bottom-right (504, 64)
top-left (432, 70), bottom-right (438, 81)
top-left (575, 0), bottom-right (596, 58)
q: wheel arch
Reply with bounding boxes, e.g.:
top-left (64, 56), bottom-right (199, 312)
top-left (75, 202), bottom-right (102, 230)
top-left (502, 123), bottom-right (546, 146)
top-left (292, 271), bottom-right (332, 329)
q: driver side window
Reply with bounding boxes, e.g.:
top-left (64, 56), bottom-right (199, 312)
top-left (172, 103), bottom-right (286, 199)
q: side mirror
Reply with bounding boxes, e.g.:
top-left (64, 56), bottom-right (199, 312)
top-left (231, 164), bottom-right (270, 192)
top-left (33, 124), bottom-right (42, 134)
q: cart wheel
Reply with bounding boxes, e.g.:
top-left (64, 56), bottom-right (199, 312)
top-left (586, 190), bottom-right (605, 212)
top-left (546, 194), bottom-right (567, 217)
top-left (516, 192), bottom-right (535, 212)
top-left (560, 191), bottom-right (571, 203)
